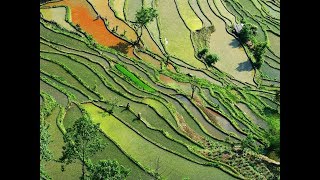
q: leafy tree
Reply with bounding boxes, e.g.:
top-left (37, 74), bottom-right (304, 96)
top-left (88, 160), bottom-right (130, 180)
top-left (253, 42), bottom-right (267, 69)
top-left (266, 128), bottom-right (280, 157)
top-left (241, 133), bottom-right (255, 149)
top-left (163, 54), bottom-right (170, 67)
top-left (40, 121), bottom-right (53, 180)
top-left (238, 23), bottom-right (256, 43)
top-left (253, 42), bottom-right (267, 60)
top-left (133, 8), bottom-right (158, 45)
top-left (40, 122), bottom-right (53, 161)
top-left (59, 116), bottom-right (106, 179)
top-left (254, 60), bottom-right (263, 69)
top-left (204, 54), bottom-right (219, 66)
top-left (197, 48), bottom-right (208, 59)
top-left (190, 77), bottom-right (198, 99)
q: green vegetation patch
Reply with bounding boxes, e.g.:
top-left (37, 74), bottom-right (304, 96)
top-left (115, 64), bottom-right (156, 93)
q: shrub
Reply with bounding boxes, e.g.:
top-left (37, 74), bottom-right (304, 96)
top-left (197, 48), bottom-right (208, 59)
top-left (205, 54), bottom-right (219, 66)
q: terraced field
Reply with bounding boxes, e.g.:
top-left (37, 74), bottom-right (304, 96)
top-left (40, 0), bottom-right (280, 179)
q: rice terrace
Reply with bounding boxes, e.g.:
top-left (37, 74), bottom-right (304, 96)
top-left (40, 0), bottom-right (280, 179)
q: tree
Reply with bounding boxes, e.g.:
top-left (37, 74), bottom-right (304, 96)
top-left (40, 121), bottom-right (53, 162)
top-left (40, 121), bottom-right (53, 180)
top-left (238, 23), bottom-right (256, 43)
top-left (204, 54), bottom-right (219, 66)
top-left (197, 48), bottom-right (208, 59)
top-left (59, 116), bottom-right (106, 179)
top-left (253, 42), bottom-right (267, 69)
top-left (164, 54), bottom-right (170, 67)
top-left (241, 133), bottom-right (255, 149)
top-left (190, 77), bottom-right (198, 99)
top-left (133, 8), bottom-right (158, 45)
top-left (88, 160), bottom-right (130, 180)
top-left (253, 42), bottom-right (267, 60)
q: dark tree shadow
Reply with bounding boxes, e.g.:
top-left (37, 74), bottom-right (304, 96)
top-left (109, 42), bottom-right (132, 54)
top-left (132, 117), bottom-right (140, 122)
top-left (263, 107), bottom-right (278, 116)
top-left (121, 108), bottom-right (128, 113)
top-left (229, 39), bottom-right (241, 48)
top-left (236, 60), bottom-right (253, 72)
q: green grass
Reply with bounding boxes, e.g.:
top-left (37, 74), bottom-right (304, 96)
top-left (83, 103), bottom-right (236, 179)
top-left (115, 64), bottom-right (156, 93)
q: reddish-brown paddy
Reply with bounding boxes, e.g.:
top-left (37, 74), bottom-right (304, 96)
top-left (42, 0), bottom-right (134, 57)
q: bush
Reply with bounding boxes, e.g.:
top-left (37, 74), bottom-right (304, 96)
top-left (204, 54), bottom-right (219, 66)
top-left (197, 48), bottom-right (208, 59)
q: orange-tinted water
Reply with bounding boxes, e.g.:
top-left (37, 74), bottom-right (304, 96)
top-left (42, 0), bottom-right (134, 56)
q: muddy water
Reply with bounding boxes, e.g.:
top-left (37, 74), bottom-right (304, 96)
top-left (44, 0), bottom-right (134, 56)
top-left (236, 103), bottom-right (268, 130)
top-left (88, 0), bottom-right (137, 41)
